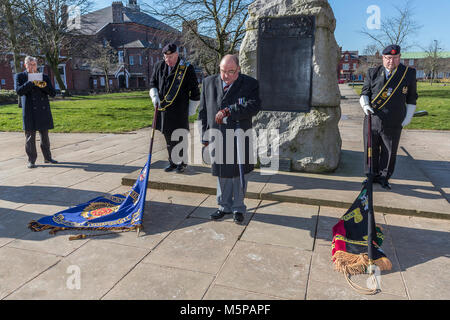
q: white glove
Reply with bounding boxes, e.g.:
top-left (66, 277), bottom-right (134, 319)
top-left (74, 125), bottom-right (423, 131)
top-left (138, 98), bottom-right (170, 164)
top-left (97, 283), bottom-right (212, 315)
top-left (188, 99), bottom-right (200, 116)
top-left (149, 87), bottom-right (160, 108)
top-left (359, 95), bottom-right (374, 115)
top-left (402, 104), bottom-right (416, 127)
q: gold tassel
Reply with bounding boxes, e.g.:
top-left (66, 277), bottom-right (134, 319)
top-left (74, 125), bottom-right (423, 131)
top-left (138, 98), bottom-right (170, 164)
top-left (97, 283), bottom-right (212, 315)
top-left (332, 251), bottom-right (392, 275)
top-left (69, 234), bottom-right (87, 241)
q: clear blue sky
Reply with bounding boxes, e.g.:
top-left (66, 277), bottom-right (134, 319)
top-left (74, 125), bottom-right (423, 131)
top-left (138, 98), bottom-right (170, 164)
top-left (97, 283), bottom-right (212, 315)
top-left (329, 0), bottom-right (450, 53)
top-left (92, 0), bottom-right (450, 53)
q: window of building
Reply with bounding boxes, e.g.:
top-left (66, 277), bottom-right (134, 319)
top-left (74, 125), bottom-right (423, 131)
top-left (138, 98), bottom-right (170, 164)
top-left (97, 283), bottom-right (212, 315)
top-left (1, 79), bottom-right (5, 86)
top-left (118, 51), bottom-right (124, 64)
top-left (100, 77), bottom-right (105, 86)
top-left (345, 55), bottom-right (349, 61)
top-left (342, 63), bottom-right (349, 70)
top-left (409, 59), bottom-right (415, 66)
top-left (353, 63), bottom-right (357, 70)
top-left (129, 55), bottom-right (134, 65)
top-left (139, 55), bottom-right (142, 65)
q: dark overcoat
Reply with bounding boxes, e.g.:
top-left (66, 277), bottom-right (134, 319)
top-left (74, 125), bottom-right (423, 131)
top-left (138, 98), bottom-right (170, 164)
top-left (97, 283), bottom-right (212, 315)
top-left (15, 72), bottom-right (56, 131)
top-left (198, 73), bottom-right (261, 178)
top-left (149, 57), bottom-right (200, 135)
top-left (361, 63), bottom-right (418, 128)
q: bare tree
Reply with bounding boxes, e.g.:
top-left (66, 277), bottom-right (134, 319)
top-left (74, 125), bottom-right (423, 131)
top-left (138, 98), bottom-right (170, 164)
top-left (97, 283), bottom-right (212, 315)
top-left (360, 1), bottom-right (422, 52)
top-left (142, 0), bottom-right (251, 75)
top-left (420, 40), bottom-right (446, 85)
top-left (88, 41), bottom-right (118, 93)
top-left (18, 0), bottom-right (93, 94)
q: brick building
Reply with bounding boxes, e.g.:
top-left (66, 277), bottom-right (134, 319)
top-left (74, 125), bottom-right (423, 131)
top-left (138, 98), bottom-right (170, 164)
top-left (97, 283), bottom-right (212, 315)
top-left (0, 0), bottom-right (190, 92)
top-left (338, 50), bottom-right (362, 82)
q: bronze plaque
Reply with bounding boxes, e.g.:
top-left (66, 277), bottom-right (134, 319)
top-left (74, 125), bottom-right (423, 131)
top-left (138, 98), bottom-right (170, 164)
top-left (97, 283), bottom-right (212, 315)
top-left (257, 15), bottom-right (315, 112)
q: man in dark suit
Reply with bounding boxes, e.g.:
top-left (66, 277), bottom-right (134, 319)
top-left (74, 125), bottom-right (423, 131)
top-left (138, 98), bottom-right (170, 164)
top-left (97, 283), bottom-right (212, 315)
top-left (149, 43), bottom-right (200, 173)
top-left (15, 56), bottom-right (57, 169)
top-left (360, 45), bottom-right (418, 189)
top-left (198, 54), bottom-right (261, 223)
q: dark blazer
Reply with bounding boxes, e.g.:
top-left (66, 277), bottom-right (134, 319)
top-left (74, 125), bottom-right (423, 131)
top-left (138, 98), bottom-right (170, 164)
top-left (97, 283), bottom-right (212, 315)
top-left (198, 73), bottom-right (261, 178)
top-left (149, 57), bottom-right (200, 135)
top-left (15, 72), bottom-right (56, 131)
top-left (361, 64), bottom-right (418, 128)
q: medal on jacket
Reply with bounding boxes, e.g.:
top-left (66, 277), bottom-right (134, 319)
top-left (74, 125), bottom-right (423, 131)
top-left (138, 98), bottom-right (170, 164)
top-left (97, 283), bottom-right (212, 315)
top-left (371, 65), bottom-right (409, 111)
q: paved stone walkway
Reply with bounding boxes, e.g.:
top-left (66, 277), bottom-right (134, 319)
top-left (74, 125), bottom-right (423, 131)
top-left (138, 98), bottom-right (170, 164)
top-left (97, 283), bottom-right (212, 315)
top-left (0, 84), bottom-right (448, 300)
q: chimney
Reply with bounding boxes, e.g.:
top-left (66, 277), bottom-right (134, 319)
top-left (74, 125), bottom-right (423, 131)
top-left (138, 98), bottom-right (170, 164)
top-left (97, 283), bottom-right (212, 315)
top-left (112, 1), bottom-right (123, 23)
top-left (127, 0), bottom-right (140, 11)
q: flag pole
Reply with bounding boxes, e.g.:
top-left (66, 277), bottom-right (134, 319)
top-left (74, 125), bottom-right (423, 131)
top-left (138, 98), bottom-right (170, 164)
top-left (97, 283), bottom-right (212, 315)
top-left (137, 103), bottom-right (159, 237)
top-left (366, 113), bottom-right (377, 275)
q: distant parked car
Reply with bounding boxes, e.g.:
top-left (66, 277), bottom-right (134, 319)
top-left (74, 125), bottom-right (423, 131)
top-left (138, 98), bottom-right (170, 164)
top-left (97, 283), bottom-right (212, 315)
top-left (338, 79), bottom-right (346, 84)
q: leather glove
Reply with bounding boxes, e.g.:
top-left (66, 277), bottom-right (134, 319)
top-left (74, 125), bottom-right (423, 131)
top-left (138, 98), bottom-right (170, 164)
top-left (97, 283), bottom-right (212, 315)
top-left (359, 95), bottom-right (374, 115)
top-left (149, 87), bottom-right (160, 108)
top-left (402, 104), bottom-right (416, 127)
top-left (188, 99), bottom-right (200, 116)
top-left (215, 107), bottom-right (230, 124)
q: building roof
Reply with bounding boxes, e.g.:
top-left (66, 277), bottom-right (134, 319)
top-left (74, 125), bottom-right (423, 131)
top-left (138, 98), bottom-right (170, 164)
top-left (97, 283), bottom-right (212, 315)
top-left (78, 3), bottom-right (179, 36)
top-left (401, 52), bottom-right (450, 59)
top-left (122, 39), bottom-right (158, 49)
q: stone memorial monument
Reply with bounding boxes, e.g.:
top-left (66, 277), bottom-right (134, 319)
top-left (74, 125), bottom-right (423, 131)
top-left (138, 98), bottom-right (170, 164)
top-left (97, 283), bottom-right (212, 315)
top-left (240, 0), bottom-right (342, 172)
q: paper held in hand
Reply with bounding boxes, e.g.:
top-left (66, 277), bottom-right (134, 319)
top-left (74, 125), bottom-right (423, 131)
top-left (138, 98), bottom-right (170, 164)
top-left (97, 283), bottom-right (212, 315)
top-left (27, 73), bottom-right (43, 82)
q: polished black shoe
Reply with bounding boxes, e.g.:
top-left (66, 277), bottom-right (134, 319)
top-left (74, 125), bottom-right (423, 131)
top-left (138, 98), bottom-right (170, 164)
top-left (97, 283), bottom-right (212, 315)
top-left (44, 158), bottom-right (58, 164)
top-left (164, 162), bottom-right (177, 172)
top-left (233, 212), bottom-right (244, 224)
top-left (379, 178), bottom-right (392, 190)
top-left (210, 209), bottom-right (231, 220)
top-left (176, 164), bottom-right (186, 173)
top-left (362, 175), bottom-right (380, 185)
top-left (27, 162), bottom-right (37, 169)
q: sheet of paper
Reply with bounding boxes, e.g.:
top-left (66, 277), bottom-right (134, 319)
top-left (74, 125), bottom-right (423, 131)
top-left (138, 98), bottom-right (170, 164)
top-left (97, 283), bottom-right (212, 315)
top-left (27, 73), bottom-right (43, 82)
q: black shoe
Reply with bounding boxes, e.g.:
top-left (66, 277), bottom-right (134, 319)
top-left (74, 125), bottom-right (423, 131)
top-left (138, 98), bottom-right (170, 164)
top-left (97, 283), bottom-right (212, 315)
top-left (164, 162), bottom-right (177, 172)
top-left (210, 209), bottom-right (231, 220)
top-left (27, 162), bottom-right (37, 169)
top-left (362, 175), bottom-right (380, 185)
top-left (233, 212), bottom-right (244, 224)
top-left (44, 158), bottom-right (58, 164)
top-left (379, 178), bottom-right (392, 190)
top-left (176, 164), bottom-right (186, 173)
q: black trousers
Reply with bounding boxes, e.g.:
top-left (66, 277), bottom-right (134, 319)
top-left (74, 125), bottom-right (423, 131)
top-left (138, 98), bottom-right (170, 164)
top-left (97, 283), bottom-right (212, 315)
top-left (25, 130), bottom-right (52, 164)
top-left (364, 117), bottom-right (402, 180)
top-left (163, 131), bottom-right (187, 166)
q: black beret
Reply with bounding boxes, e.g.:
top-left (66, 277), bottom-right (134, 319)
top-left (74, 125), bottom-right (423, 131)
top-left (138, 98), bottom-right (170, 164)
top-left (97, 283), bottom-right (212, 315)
top-left (382, 44), bottom-right (401, 55)
top-left (162, 43), bottom-right (177, 54)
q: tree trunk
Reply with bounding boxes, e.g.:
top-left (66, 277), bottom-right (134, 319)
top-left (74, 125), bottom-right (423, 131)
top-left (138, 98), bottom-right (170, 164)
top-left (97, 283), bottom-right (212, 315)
top-left (47, 53), bottom-right (68, 96)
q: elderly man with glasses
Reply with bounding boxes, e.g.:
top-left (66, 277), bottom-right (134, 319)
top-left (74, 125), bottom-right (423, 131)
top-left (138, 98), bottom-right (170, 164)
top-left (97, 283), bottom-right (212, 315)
top-left (360, 45), bottom-right (418, 189)
top-left (198, 54), bottom-right (261, 224)
top-left (15, 56), bottom-right (57, 169)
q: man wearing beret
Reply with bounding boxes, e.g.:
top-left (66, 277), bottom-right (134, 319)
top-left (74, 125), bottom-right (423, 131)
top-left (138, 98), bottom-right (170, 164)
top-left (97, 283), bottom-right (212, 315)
top-left (360, 44), bottom-right (418, 189)
top-left (149, 43), bottom-right (200, 173)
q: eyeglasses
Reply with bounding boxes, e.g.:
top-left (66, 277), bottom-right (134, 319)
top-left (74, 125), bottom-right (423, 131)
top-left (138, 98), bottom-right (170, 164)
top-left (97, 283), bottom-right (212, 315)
top-left (383, 55), bottom-right (400, 61)
top-left (220, 69), bottom-right (237, 76)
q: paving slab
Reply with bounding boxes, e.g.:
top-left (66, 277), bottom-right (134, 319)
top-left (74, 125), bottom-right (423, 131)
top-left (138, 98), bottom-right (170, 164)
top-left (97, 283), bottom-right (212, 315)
top-left (241, 201), bottom-right (319, 250)
top-left (103, 263), bottom-right (214, 300)
top-left (0, 246), bottom-right (60, 299)
top-left (143, 218), bottom-right (244, 274)
top-left (6, 240), bottom-right (149, 300)
top-left (214, 241), bottom-right (312, 299)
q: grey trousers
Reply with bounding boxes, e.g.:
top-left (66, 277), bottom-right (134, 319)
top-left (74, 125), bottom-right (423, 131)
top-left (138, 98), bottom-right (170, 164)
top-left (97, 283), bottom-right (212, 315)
top-left (217, 174), bottom-right (248, 213)
top-left (25, 130), bottom-right (52, 164)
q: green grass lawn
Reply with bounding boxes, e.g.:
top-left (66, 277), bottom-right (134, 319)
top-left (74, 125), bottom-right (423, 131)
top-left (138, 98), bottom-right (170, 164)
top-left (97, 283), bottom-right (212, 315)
top-left (1, 91), bottom-right (162, 133)
top-left (353, 82), bottom-right (450, 130)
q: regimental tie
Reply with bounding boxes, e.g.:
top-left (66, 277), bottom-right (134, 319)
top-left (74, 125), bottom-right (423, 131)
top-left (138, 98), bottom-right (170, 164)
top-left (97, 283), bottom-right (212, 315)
top-left (223, 84), bottom-right (230, 93)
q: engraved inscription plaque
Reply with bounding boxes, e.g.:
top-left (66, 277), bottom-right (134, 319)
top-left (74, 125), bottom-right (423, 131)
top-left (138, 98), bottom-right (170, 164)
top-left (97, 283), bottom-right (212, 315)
top-left (257, 15), bottom-right (315, 112)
